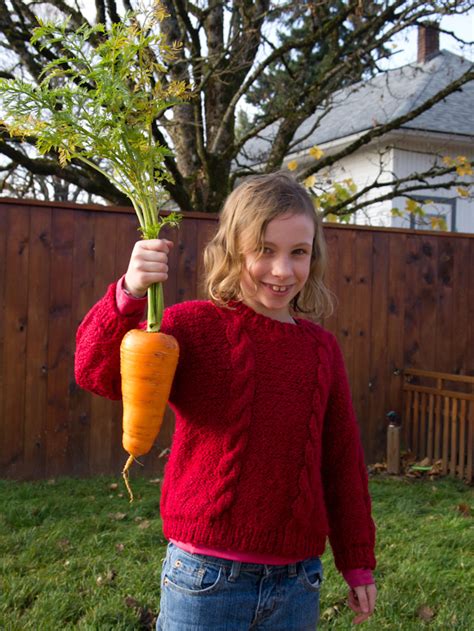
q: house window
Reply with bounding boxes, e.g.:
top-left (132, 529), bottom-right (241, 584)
top-left (408, 196), bottom-right (456, 231)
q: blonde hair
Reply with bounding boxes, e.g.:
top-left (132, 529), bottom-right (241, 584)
top-left (203, 171), bottom-right (334, 321)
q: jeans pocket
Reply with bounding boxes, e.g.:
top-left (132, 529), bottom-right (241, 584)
top-left (299, 557), bottom-right (323, 592)
top-left (163, 549), bottom-right (223, 596)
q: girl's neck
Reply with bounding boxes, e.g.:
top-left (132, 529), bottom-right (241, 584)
top-left (241, 298), bottom-right (296, 325)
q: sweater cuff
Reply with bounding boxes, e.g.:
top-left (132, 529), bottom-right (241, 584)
top-left (342, 569), bottom-right (375, 589)
top-left (116, 274), bottom-right (147, 316)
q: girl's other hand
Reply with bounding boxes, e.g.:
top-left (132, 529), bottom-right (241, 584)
top-left (348, 583), bottom-right (377, 625)
top-left (124, 239), bottom-right (174, 298)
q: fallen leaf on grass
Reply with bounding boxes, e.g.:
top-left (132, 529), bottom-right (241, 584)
top-left (116, 543), bottom-right (125, 553)
top-left (57, 538), bottom-right (70, 550)
top-left (457, 503), bottom-right (471, 517)
top-left (124, 595), bottom-right (156, 630)
top-left (109, 512), bottom-right (127, 521)
top-left (138, 519), bottom-right (151, 530)
top-left (321, 606), bottom-right (340, 620)
top-left (124, 596), bottom-right (140, 608)
top-left (96, 569), bottom-right (117, 586)
top-left (417, 604), bottom-right (435, 622)
top-left (149, 478), bottom-right (161, 485)
top-left (109, 483), bottom-right (118, 490)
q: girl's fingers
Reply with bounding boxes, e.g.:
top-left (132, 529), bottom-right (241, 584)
top-left (133, 258), bottom-right (169, 271)
top-left (139, 238), bottom-right (174, 253)
top-left (348, 585), bottom-right (377, 625)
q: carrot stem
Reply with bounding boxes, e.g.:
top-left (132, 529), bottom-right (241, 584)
top-left (147, 282), bottom-right (164, 333)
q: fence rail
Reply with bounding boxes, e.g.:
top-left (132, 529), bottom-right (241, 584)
top-left (0, 197), bottom-right (473, 479)
top-left (403, 369), bottom-right (474, 482)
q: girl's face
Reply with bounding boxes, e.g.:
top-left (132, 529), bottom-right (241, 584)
top-left (240, 212), bottom-right (315, 323)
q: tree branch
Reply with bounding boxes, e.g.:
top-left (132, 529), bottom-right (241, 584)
top-left (0, 135), bottom-right (130, 204)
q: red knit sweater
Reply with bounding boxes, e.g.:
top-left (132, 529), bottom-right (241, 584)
top-left (75, 282), bottom-right (376, 573)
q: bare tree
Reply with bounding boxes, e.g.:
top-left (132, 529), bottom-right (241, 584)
top-left (0, 0), bottom-right (472, 212)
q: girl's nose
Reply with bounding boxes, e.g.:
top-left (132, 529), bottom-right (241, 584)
top-left (272, 256), bottom-right (293, 278)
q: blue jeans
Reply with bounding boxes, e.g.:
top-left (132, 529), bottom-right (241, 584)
top-left (156, 542), bottom-right (323, 630)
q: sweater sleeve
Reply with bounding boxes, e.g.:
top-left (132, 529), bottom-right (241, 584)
top-left (74, 281), bottom-right (146, 400)
top-left (321, 334), bottom-right (376, 574)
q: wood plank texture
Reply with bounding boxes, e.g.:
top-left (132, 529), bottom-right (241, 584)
top-left (0, 199), bottom-right (472, 478)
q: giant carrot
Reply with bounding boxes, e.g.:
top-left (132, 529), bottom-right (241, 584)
top-left (121, 325), bottom-right (179, 501)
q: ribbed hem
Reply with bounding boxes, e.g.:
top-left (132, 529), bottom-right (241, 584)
top-left (162, 516), bottom-right (328, 561)
top-left (342, 569), bottom-right (375, 589)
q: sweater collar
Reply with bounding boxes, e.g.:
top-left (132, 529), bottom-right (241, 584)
top-left (224, 300), bottom-right (310, 335)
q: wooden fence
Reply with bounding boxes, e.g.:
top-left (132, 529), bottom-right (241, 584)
top-left (403, 369), bottom-right (474, 481)
top-left (0, 197), bottom-right (473, 479)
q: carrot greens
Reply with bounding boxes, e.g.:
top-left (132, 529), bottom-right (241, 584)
top-left (0, 2), bottom-right (186, 332)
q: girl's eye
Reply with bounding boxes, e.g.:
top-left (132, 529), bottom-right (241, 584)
top-left (294, 249), bottom-right (308, 255)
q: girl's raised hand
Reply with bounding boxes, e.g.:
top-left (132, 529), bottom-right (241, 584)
top-left (124, 239), bottom-right (174, 298)
top-left (348, 583), bottom-right (377, 624)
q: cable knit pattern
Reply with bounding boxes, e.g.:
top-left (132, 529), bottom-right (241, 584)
top-left (206, 311), bottom-right (256, 522)
top-left (75, 283), bottom-right (376, 572)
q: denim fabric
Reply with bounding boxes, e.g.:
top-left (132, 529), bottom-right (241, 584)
top-left (156, 542), bottom-right (322, 630)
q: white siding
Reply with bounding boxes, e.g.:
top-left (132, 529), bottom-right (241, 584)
top-left (321, 144), bottom-right (394, 227)
top-left (322, 135), bottom-right (474, 233)
top-left (391, 141), bottom-right (474, 233)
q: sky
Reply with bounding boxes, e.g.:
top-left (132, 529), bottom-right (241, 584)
top-left (385, 11), bottom-right (474, 67)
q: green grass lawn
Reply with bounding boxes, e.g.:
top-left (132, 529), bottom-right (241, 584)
top-left (0, 475), bottom-right (472, 630)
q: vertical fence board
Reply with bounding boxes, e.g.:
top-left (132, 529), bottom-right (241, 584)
top-left (368, 232), bottom-right (389, 461)
top-left (68, 210), bottom-right (96, 476)
top-left (352, 232), bottom-right (373, 453)
top-left (451, 239), bottom-right (470, 373)
top-left (434, 391), bottom-right (442, 460)
top-left (427, 394), bottom-right (434, 462)
top-left (450, 398), bottom-right (458, 477)
top-left (195, 219), bottom-right (217, 300)
top-left (335, 230), bottom-right (356, 379)
top-left (436, 239), bottom-right (454, 372)
top-left (467, 402), bottom-right (473, 482)
top-left (0, 206), bottom-right (9, 470)
top-left (404, 235), bottom-right (422, 369)
top-left (322, 228), bottom-right (340, 338)
top-left (387, 233), bottom-right (406, 449)
top-left (418, 238), bottom-right (438, 370)
top-left (1, 207), bottom-right (30, 475)
top-left (88, 212), bottom-right (119, 475)
top-left (45, 209), bottom-right (74, 478)
top-left (458, 399), bottom-right (466, 479)
top-left (442, 397), bottom-right (450, 475)
top-left (23, 207), bottom-right (52, 478)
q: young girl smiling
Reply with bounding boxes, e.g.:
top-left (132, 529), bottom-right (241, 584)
top-left (75, 172), bottom-right (377, 629)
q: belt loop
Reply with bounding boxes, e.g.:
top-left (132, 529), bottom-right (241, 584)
top-left (228, 561), bottom-right (242, 582)
top-left (288, 563), bottom-right (297, 577)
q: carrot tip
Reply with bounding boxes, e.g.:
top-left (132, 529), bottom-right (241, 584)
top-left (122, 454), bottom-right (136, 502)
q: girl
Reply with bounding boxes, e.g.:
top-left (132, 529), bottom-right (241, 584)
top-left (75, 172), bottom-right (377, 630)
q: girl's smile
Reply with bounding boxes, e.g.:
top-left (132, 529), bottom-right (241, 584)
top-left (240, 212), bottom-right (315, 323)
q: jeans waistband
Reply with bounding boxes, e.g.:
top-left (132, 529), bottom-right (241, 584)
top-left (168, 542), bottom-right (300, 578)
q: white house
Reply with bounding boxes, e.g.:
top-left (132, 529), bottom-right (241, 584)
top-left (239, 26), bottom-right (474, 233)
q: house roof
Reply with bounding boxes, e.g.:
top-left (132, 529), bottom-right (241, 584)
top-left (238, 51), bottom-right (474, 166)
